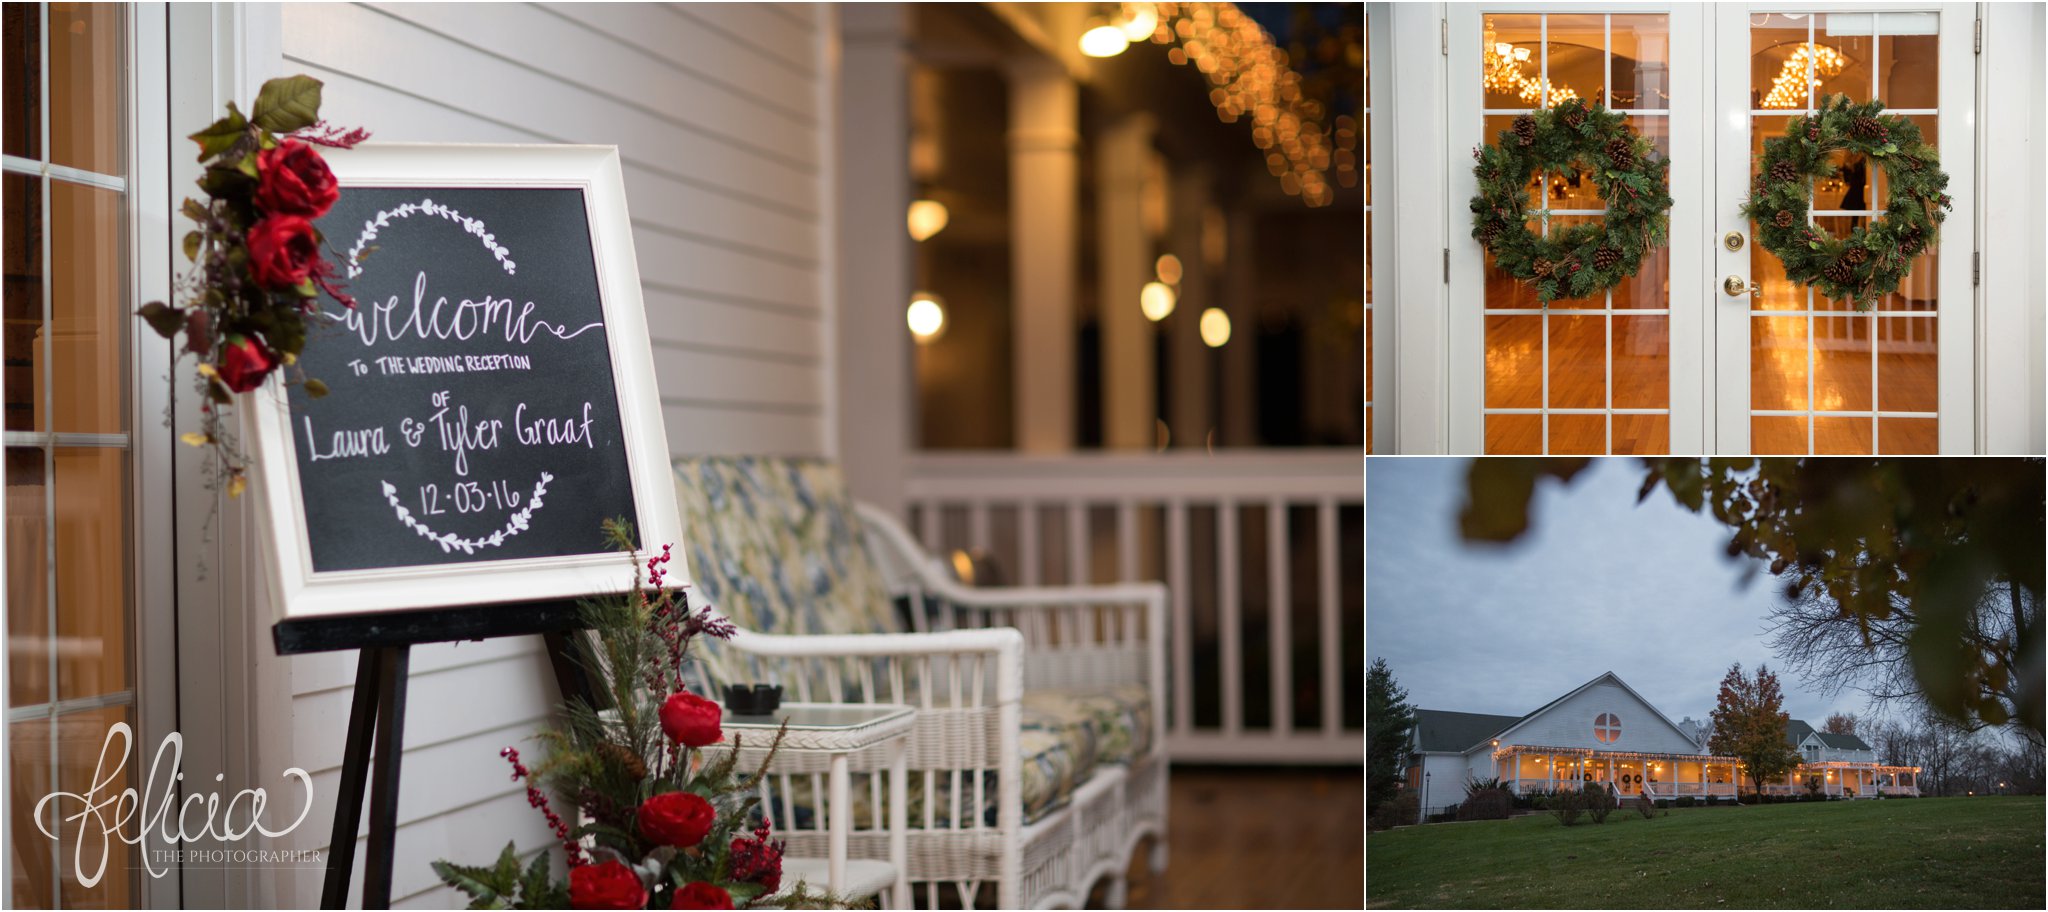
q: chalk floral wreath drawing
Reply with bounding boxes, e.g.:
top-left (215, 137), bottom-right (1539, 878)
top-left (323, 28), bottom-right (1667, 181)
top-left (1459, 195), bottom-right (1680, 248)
top-left (1469, 97), bottom-right (1673, 304)
top-left (137, 74), bottom-right (369, 497)
top-left (1741, 94), bottom-right (1951, 309)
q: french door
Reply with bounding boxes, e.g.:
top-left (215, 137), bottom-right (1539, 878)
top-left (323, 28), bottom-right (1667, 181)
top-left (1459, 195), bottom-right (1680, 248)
top-left (1447, 3), bottom-right (1975, 454)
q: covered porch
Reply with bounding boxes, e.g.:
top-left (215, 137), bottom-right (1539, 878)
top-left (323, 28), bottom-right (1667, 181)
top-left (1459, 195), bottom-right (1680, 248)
top-left (1492, 745), bottom-right (1743, 798)
top-left (1742, 762), bottom-right (1921, 797)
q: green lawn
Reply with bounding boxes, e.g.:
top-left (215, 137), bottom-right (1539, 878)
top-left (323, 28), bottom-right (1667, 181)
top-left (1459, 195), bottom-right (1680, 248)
top-left (1367, 797), bottom-right (2045, 909)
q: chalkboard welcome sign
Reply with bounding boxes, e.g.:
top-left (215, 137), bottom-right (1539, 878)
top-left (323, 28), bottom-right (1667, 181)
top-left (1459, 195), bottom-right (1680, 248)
top-left (247, 145), bottom-right (684, 618)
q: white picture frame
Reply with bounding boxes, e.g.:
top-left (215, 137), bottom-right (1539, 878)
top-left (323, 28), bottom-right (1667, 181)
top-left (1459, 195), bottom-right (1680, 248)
top-left (245, 143), bottom-right (686, 619)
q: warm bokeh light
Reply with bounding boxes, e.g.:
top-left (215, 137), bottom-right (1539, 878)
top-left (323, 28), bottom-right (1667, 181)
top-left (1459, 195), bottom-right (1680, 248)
top-left (1155, 253), bottom-right (1184, 284)
top-left (1080, 24), bottom-right (1131, 58)
top-left (1140, 281), bottom-right (1178, 321)
top-left (907, 292), bottom-right (947, 343)
top-left (1199, 307), bottom-right (1231, 347)
top-left (1121, 4), bottom-right (1160, 41)
top-left (907, 199), bottom-right (949, 242)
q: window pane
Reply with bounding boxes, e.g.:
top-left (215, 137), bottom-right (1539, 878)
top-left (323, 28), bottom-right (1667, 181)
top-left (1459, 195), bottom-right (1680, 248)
top-left (3, 171), bottom-right (41, 432)
top-left (54, 446), bottom-right (128, 701)
top-left (1610, 15), bottom-right (1669, 110)
top-left (8, 718), bottom-right (56, 908)
top-left (47, 1), bottom-right (122, 176)
top-left (1812, 314), bottom-right (1872, 413)
top-left (2, 3), bottom-right (38, 159)
top-left (1482, 15), bottom-right (1542, 109)
top-left (6, 446), bottom-right (49, 708)
top-left (1877, 316), bottom-right (1937, 412)
top-left (49, 180), bottom-right (123, 434)
top-left (1877, 14), bottom-right (1939, 108)
top-left (1815, 14), bottom-right (1873, 105)
top-left (53, 705), bottom-right (137, 908)
top-left (1752, 14), bottom-right (1814, 110)
top-left (1545, 14), bottom-right (1604, 108)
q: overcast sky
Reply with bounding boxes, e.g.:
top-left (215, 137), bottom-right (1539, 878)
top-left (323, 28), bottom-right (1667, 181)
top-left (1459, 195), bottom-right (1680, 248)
top-left (1366, 458), bottom-right (1872, 729)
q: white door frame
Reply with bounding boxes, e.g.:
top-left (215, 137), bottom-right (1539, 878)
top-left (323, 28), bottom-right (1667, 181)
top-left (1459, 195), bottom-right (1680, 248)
top-left (1710, 2), bottom-right (1976, 453)
top-left (1446, 2), bottom-right (1709, 454)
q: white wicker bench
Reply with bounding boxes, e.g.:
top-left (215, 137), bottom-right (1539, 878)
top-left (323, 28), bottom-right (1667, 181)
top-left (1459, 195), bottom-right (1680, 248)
top-left (671, 458), bottom-right (1169, 909)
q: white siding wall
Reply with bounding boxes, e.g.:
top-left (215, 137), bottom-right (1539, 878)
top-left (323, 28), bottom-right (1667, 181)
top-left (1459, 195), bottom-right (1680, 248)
top-left (256, 4), bottom-right (836, 907)
top-left (1495, 679), bottom-right (1698, 755)
top-left (1418, 754), bottom-right (1469, 813)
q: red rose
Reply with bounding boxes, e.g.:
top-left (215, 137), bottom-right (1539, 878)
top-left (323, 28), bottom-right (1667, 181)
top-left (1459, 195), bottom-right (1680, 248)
top-left (245, 215), bottom-right (319, 291)
top-left (660, 691), bottom-right (722, 747)
top-left (255, 139), bottom-right (340, 217)
top-left (217, 335), bottom-right (277, 393)
top-left (670, 882), bottom-right (733, 910)
top-left (569, 860), bottom-right (647, 910)
top-left (637, 791), bottom-right (715, 848)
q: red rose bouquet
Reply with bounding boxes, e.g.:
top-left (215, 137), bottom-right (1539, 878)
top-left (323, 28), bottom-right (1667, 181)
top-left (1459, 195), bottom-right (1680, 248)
top-left (136, 74), bottom-right (368, 496)
top-left (431, 520), bottom-right (850, 910)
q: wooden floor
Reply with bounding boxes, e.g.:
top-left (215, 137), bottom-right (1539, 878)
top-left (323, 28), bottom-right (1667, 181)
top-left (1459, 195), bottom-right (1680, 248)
top-left (1115, 767), bottom-right (1365, 910)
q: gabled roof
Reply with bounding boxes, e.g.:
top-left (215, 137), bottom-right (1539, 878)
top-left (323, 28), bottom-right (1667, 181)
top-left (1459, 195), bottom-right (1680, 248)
top-left (1814, 731), bottom-right (1873, 751)
top-left (1486, 671), bottom-right (1700, 752)
top-left (1786, 719), bottom-right (1816, 748)
top-left (1411, 709), bottom-right (1521, 753)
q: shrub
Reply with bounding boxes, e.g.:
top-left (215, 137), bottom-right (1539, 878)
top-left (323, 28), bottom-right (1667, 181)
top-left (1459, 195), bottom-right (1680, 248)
top-left (1634, 793), bottom-right (1658, 819)
top-left (1656, 798), bottom-right (1673, 809)
top-left (1533, 795), bottom-right (1550, 810)
top-left (1550, 787), bottom-right (1584, 827)
top-left (1457, 787), bottom-right (1514, 821)
top-left (1369, 789), bottom-right (1419, 831)
top-left (1584, 783), bottom-right (1616, 824)
top-left (1677, 796), bottom-right (1695, 808)
top-left (1805, 775), bottom-right (1825, 799)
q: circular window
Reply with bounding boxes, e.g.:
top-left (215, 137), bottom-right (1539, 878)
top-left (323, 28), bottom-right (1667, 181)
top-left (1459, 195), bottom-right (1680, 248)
top-left (1595, 713), bottom-right (1622, 743)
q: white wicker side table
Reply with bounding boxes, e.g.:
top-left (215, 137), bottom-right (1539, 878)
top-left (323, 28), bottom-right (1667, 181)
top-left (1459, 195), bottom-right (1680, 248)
top-left (722, 702), bottom-right (915, 908)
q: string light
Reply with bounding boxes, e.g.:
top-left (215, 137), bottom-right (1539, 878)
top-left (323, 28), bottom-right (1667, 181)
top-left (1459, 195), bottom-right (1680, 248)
top-left (907, 199), bottom-right (950, 242)
top-left (907, 292), bottom-right (947, 343)
top-left (1140, 281), bottom-right (1178, 321)
top-left (1147, 2), bottom-right (1345, 207)
top-left (1081, 22), bottom-right (1132, 57)
top-left (1761, 43), bottom-right (1846, 109)
top-left (1199, 307), bottom-right (1231, 347)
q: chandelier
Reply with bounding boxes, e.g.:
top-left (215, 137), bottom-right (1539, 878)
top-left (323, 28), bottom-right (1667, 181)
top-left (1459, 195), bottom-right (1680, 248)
top-left (1761, 43), bottom-right (1847, 109)
top-left (1482, 19), bottom-right (1580, 105)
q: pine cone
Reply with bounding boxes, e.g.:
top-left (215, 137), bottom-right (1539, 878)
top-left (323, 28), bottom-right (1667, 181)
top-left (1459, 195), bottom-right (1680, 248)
top-left (1562, 107), bottom-right (1586, 130)
top-left (1513, 115), bottom-right (1537, 147)
top-left (596, 741), bottom-right (648, 781)
top-left (1850, 117), bottom-right (1883, 139)
top-left (1806, 124), bottom-right (1821, 143)
top-left (1822, 260), bottom-right (1853, 284)
top-left (1592, 247), bottom-right (1621, 271)
top-left (1899, 228), bottom-right (1924, 256)
top-left (1476, 221), bottom-right (1501, 248)
top-left (1770, 160), bottom-right (1799, 183)
top-left (1531, 257), bottom-right (1555, 278)
top-left (1606, 137), bottom-right (1634, 169)
top-left (1774, 210), bottom-right (1796, 228)
top-left (1842, 246), bottom-right (1869, 267)
top-left (1904, 156), bottom-right (1923, 172)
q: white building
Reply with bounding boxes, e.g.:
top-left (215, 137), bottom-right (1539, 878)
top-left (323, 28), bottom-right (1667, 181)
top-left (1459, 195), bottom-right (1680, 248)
top-left (1406, 671), bottom-right (1920, 815)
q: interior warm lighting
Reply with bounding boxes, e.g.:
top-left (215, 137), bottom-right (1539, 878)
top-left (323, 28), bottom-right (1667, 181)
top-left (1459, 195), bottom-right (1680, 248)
top-left (907, 199), bottom-right (949, 242)
top-left (1761, 43), bottom-right (1847, 109)
top-left (948, 549), bottom-right (977, 584)
top-left (1481, 19), bottom-right (1580, 105)
top-left (906, 292), bottom-right (947, 343)
top-left (1199, 308), bottom-right (1231, 347)
top-left (1155, 253), bottom-right (1184, 284)
top-left (1121, 3), bottom-right (1159, 40)
top-left (1080, 23), bottom-right (1131, 57)
top-left (1140, 281), bottom-right (1178, 321)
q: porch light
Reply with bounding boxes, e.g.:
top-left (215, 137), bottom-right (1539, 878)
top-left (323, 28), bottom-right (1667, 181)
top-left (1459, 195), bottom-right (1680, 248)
top-left (907, 292), bottom-right (947, 343)
top-left (1140, 281), bottom-right (1177, 321)
top-left (1080, 23), bottom-right (1130, 57)
top-left (907, 199), bottom-right (949, 242)
top-left (1199, 308), bottom-right (1231, 347)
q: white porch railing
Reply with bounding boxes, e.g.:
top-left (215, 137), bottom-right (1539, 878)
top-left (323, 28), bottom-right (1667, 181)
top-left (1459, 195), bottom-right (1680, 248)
top-left (903, 450), bottom-right (1364, 764)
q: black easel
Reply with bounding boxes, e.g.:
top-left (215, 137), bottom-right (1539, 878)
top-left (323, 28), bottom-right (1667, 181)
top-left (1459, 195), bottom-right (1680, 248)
top-left (274, 598), bottom-right (611, 910)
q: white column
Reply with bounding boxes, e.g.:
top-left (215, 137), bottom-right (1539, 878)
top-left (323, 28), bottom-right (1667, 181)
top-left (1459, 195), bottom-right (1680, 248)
top-left (834, 3), bottom-right (913, 513)
top-left (1096, 113), bottom-right (1156, 449)
top-left (1007, 58), bottom-right (1078, 453)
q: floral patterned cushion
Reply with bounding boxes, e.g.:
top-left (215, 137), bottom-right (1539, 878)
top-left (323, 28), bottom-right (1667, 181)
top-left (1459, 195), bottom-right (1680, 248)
top-left (672, 456), bottom-right (899, 640)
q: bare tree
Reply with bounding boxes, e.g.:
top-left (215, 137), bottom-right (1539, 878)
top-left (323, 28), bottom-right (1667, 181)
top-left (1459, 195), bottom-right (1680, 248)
top-left (1769, 579), bottom-right (2041, 750)
top-left (1822, 712), bottom-right (1859, 735)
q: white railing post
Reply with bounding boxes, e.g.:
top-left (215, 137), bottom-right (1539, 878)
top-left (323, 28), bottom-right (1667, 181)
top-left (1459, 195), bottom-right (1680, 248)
top-left (1268, 499), bottom-right (1292, 738)
top-left (1168, 500), bottom-right (1191, 740)
top-left (1318, 498), bottom-right (1341, 737)
top-left (1219, 498), bottom-right (1241, 737)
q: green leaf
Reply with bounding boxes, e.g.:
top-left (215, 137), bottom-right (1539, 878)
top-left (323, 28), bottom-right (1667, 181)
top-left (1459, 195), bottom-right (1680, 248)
top-left (181, 197), bottom-right (209, 222)
top-left (235, 152), bottom-right (259, 179)
top-left (137, 301), bottom-right (185, 339)
top-left (250, 74), bottom-right (324, 134)
top-left (188, 102), bottom-right (248, 160)
top-left (726, 882), bottom-right (768, 903)
top-left (182, 231), bottom-right (202, 262)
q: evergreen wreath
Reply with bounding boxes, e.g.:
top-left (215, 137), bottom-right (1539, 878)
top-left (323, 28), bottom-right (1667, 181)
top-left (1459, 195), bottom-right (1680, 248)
top-left (1742, 95), bottom-right (1951, 309)
top-left (1469, 97), bottom-right (1673, 303)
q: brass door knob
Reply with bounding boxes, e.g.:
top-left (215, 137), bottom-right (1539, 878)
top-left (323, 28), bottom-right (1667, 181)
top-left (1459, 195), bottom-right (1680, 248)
top-left (1723, 231), bottom-right (1746, 251)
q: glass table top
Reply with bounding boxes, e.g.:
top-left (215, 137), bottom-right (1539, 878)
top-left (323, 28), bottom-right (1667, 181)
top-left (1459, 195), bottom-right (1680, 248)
top-left (720, 701), bottom-right (913, 731)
